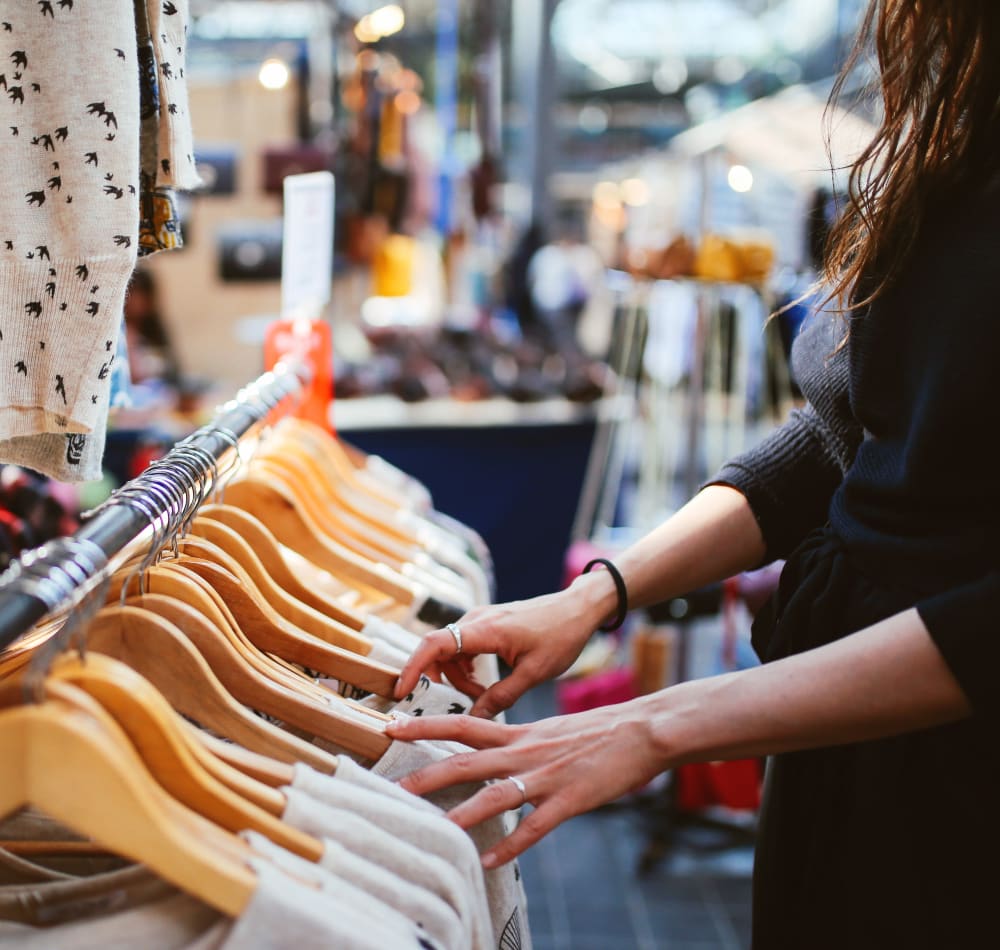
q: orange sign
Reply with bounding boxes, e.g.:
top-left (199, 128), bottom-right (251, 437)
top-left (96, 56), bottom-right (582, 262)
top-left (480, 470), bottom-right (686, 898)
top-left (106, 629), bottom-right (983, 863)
top-left (263, 318), bottom-right (334, 431)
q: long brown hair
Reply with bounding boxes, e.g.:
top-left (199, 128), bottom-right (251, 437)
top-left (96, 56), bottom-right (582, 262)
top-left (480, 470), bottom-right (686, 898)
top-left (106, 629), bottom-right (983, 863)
top-left (823, 0), bottom-right (1000, 312)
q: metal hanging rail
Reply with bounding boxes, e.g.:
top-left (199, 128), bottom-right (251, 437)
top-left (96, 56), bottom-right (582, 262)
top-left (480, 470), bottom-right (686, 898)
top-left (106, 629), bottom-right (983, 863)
top-left (0, 361), bottom-right (311, 651)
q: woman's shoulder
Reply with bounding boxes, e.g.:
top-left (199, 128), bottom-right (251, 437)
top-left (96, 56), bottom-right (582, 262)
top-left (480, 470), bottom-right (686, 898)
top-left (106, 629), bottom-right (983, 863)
top-left (926, 167), bottom-right (1000, 235)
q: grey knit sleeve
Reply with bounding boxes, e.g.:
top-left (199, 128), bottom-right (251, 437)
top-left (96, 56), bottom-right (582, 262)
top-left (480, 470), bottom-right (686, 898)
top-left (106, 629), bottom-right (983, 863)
top-left (708, 405), bottom-right (850, 560)
top-left (705, 314), bottom-right (863, 560)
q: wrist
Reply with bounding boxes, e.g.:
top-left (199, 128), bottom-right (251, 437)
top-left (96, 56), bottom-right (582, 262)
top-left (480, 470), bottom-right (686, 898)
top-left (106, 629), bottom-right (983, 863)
top-left (581, 558), bottom-right (628, 631)
top-left (568, 569), bottom-right (622, 631)
top-left (639, 674), bottom-right (739, 768)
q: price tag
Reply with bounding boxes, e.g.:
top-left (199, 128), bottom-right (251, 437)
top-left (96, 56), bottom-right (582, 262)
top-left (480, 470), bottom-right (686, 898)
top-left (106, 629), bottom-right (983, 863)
top-left (281, 171), bottom-right (335, 318)
top-left (264, 317), bottom-right (334, 431)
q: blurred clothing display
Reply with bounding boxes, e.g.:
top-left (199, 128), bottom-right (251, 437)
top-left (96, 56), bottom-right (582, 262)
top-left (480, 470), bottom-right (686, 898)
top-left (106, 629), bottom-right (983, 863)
top-left (336, 326), bottom-right (609, 405)
top-left (0, 467), bottom-right (79, 572)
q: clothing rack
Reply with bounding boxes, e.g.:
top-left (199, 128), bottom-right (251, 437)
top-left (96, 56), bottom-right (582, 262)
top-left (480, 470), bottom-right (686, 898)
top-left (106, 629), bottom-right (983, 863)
top-left (0, 360), bottom-right (310, 652)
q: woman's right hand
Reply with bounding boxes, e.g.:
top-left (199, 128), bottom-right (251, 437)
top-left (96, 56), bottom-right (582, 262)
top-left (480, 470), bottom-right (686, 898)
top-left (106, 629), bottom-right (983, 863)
top-left (394, 574), bottom-right (617, 718)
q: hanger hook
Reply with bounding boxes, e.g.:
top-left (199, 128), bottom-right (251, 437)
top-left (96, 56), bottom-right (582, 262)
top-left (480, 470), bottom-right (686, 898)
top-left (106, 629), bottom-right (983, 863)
top-left (20, 537), bottom-right (106, 702)
top-left (139, 470), bottom-right (185, 562)
top-left (200, 423), bottom-right (243, 503)
top-left (145, 454), bottom-right (196, 549)
top-left (170, 442), bottom-right (219, 533)
top-left (112, 487), bottom-right (163, 601)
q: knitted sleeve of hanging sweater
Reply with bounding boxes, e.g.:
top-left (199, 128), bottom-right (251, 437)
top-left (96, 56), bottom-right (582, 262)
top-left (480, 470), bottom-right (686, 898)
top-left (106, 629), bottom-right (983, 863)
top-left (0, 2), bottom-right (139, 443)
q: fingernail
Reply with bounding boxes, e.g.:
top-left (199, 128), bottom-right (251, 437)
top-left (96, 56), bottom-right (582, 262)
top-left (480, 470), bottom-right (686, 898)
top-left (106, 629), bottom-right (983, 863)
top-left (481, 853), bottom-right (498, 869)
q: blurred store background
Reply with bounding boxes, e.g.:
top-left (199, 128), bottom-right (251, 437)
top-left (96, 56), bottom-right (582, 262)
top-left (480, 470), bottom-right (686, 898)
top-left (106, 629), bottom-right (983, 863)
top-left (1, 3), bottom-right (872, 947)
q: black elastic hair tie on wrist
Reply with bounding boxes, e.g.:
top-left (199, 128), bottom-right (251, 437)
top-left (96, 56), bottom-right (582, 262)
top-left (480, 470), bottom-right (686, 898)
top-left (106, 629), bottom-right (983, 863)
top-left (581, 558), bottom-right (629, 632)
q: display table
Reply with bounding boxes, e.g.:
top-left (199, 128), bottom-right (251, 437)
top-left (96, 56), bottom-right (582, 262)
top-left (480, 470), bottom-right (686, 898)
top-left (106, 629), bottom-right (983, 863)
top-left (333, 396), bottom-right (627, 603)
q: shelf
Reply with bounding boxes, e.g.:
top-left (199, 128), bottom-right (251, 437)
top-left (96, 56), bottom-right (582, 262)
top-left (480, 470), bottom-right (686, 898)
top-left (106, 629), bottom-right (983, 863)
top-left (330, 394), bottom-right (632, 431)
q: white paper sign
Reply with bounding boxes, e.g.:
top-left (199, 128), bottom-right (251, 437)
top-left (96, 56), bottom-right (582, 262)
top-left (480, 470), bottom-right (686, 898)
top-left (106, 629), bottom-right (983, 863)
top-left (281, 171), bottom-right (335, 318)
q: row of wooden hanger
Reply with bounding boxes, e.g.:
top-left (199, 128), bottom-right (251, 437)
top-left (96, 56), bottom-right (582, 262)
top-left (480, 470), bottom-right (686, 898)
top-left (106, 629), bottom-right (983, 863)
top-left (0, 399), bottom-right (489, 919)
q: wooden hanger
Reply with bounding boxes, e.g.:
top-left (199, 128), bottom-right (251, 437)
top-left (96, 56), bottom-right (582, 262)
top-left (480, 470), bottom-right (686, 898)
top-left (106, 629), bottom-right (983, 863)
top-left (108, 567), bottom-right (391, 760)
top-left (174, 549), bottom-right (400, 698)
top-left (194, 506), bottom-right (368, 630)
top-left (275, 417), bottom-right (415, 511)
top-left (251, 454), bottom-right (405, 564)
top-left (250, 449), bottom-right (475, 607)
top-left (112, 560), bottom-right (330, 703)
top-left (135, 562), bottom-right (332, 707)
top-left (8, 620), bottom-right (289, 813)
top-left (175, 719), bottom-right (287, 815)
top-left (223, 473), bottom-right (419, 605)
top-left (191, 727), bottom-right (299, 790)
top-left (181, 526), bottom-right (371, 654)
top-left (80, 603), bottom-right (294, 803)
top-left (262, 427), bottom-right (420, 547)
top-left (266, 422), bottom-right (478, 569)
top-left (251, 450), bottom-right (420, 565)
top-left (138, 562), bottom-right (332, 704)
top-left (49, 653), bottom-right (323, 861)
top-left (0, 684), bottom-right (256, 916)
top-left (90, 597), bottom-right (336, 776)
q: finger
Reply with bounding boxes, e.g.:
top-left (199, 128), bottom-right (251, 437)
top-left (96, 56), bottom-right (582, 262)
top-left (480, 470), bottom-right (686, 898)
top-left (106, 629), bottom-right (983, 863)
top-left (394, 631), bottom-right (462, 698)
top-left (446, 777), bottom-right (529, 831)
top-left (395, 744), bottom-right (525, 797)
top-left (480, 800), bottom-right (567, 868)
top-left (438, 658), bottom-right (487, 701)
top-left (386, 712), bottom-right (513, 749)
top-left (469, 667), bottom-right (535, 719)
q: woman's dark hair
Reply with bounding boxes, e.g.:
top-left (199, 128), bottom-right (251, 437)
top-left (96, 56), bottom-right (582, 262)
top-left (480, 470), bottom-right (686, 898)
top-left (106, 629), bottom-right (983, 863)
top-left (823, 0), bottom-right (1000, 311)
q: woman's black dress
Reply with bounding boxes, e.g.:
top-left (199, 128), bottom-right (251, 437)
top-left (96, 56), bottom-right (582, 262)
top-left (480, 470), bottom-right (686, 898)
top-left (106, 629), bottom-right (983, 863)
top-left (712, 175), bottom-right (1000, 948)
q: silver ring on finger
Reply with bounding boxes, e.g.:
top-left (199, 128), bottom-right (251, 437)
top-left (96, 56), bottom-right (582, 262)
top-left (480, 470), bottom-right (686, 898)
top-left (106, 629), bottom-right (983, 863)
top-left (446, 622), bottom-right (463, 655)
top-left (508, 775), bottom-right (528, 806)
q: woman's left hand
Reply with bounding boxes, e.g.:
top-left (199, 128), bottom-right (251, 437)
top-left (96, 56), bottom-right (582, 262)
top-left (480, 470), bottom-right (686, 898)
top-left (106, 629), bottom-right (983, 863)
top-left (384, 700), bottom-right (671, 868)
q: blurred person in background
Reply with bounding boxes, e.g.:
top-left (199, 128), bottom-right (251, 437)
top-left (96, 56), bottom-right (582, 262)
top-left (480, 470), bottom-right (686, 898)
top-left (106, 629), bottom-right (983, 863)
top-left (124, 267), bottom-right (181, 386)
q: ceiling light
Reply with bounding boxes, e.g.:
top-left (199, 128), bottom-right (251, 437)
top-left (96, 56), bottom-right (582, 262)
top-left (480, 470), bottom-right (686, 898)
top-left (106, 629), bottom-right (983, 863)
top-left (258, 58), bottom-right (290, 90)
top-left (354, 4), bottom-right (405, 43)
top-left (368, 4), bottom-right (405, 38)
top-left (621, 178), bottom-right (650, 207)
top-left (354, 16), bottom-right (381, 43)
top-left (727, 165), bottom-right (754, 193)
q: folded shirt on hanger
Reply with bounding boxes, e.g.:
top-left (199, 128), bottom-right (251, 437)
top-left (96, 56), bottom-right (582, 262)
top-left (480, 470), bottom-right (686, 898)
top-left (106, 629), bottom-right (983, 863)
top-left (280, 786), bottom-right (486, 949)
top-left (292, 732), bottom-right (531, 950)
top-left (0, 833), bottom-right (449, 949)
top-left (247, 830), bottom-right (464, 950)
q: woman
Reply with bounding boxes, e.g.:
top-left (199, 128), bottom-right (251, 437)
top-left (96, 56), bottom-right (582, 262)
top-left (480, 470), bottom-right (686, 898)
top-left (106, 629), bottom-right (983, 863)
top-left (386, 2), bottom-right (1000, 945)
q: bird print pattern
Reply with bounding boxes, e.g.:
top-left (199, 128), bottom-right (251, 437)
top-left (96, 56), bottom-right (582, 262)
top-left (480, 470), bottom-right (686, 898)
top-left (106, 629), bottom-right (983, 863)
top-left (0, 0), bottom-right (140, 481)
top-left (134, 0), bottom-right (182, 257)
top-left (146, 0), bottom-right (198, 189)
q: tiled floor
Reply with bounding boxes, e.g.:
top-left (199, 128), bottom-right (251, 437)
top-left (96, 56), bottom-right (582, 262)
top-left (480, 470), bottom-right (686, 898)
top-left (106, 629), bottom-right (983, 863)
top-left (509, 682), bottom-right (755, 950)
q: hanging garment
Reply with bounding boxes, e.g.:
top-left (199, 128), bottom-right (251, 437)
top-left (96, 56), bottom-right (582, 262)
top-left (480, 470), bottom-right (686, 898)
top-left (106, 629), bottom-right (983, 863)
top-left (249, 830), bottom-right (464, 950)
top-left (279, 785), bottom-right (489, 949)
top-left (244, 831), bottom-right (463, 950)
top-left (0, 1), bottom-right (140, 479)
top-left (145, 0), bottom-right (199, 190)
top-left (134, 0), bottom-right (183, 257)
top-left (294, 749), bottom-right (531, 950)
top-left (367, 735), bottom-right (531, 950)
top-left (0, 854), bottom-right (443, 949)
